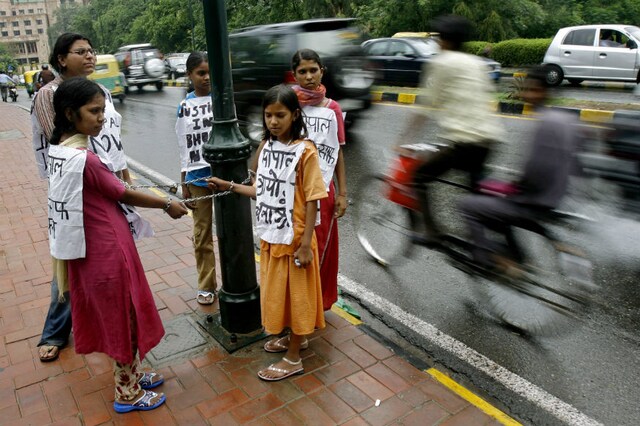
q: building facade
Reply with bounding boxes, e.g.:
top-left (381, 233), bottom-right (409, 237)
top-left (0, 0), bottom-right (88, 71)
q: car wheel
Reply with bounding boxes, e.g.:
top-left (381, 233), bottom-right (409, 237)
top-left (155, 81), bottom-right (164, 91)
top-left (118, 95), bottom-right (125, 104)
top-left (137, 84), bottom-right (144, 91)
top-left (124, 85), bottom-right (130, 95)
top-left (545, 65), bottom-right (563, 86)
top-left (568, 78), bottom-right (583, 86)
top-left (144, 58), bottom-right (166, 79)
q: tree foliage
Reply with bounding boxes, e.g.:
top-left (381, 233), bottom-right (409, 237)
top-left (36, 0), bottom-right (640, 55)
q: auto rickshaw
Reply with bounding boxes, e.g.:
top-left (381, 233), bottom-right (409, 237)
top-left (24, 70), bottom-right (39, 98)
top-left (88, 54), bottom-right (126, 103)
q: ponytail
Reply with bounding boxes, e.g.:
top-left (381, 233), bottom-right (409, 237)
top-left (50, 126), bottom-right (64, 146)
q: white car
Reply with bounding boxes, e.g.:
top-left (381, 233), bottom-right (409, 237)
top-left (543, 24), bottom-right (640, 86)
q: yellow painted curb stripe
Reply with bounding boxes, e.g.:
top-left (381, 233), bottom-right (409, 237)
top-left (522, 103), bottom-right (535, 116)
top-left (513, 72), bottom-right (527, 79)
top-left (426, 368), bottom-right (521, 426)
top-left (579, 109), bottom-right (614, 124)
top-left (397, 93), bottom-right (416, 104)
top-left (370, 91), bottom-right (383, 102)
top-left (331, 304), bottom-right (363, 326)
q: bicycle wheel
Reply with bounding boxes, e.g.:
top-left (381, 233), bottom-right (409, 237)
top-left (471, 229), bottom-right (596, 336)
top-left (354, 174), bottom-right (414, 267)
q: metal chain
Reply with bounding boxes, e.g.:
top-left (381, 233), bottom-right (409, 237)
top-left (120, 171), bottom-right (255, 204)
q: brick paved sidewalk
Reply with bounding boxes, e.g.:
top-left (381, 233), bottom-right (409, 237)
top-left (0, 102), bottom-right (504, 425)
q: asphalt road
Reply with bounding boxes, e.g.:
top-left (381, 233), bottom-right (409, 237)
top-left (15, 84), bottom-right (640, 425)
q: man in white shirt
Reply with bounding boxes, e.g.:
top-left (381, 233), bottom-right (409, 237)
top-left (399, 15), bottom-right (501, 245)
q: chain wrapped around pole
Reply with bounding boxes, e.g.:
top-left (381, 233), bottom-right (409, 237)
top-left (119, 171), bottom-right (255, 204)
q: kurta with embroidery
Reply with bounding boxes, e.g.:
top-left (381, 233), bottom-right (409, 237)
top-left (67, 152), bottom-right (164, 364)
top-left (259, 140), bottom-right (328, 335)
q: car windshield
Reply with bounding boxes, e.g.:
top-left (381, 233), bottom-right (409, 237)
top-left (296, 27), bottom-right (362, 56)
top-left (143, 50), bottom-right (161, 59)
top-left (625, 26), bottom-right (640, 41)
top-left (412, 39), bottom-right (439, 56)
top-left (168, 58), bottom-right (185, 66)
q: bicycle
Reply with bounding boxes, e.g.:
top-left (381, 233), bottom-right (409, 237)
top-left (353, 143), bottom-right (598, 335)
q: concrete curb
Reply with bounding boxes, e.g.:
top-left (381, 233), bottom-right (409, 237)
top-left (371, 90), bottom-right (622, 124)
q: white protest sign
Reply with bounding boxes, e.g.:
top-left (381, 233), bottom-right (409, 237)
top-left (175, 95), bottom-right (213, 172)
top-left (255, 141), bottom-right (306, 245)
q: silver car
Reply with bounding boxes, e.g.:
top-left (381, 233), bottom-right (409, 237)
top-left (543, 24), bottom-right (640, 86)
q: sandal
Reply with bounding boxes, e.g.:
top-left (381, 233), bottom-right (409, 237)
top-left (38, 345), bottom-right (60, 362)
top-left (263, 335), bottom-right (309, 353)
top-left (113, 390), bottom-right (166, 413)
top-left (257, 357), bottom-right (304, 382)
top-left (196, 291), bottom-right (216, 305)
top-left (138, 372), bottom-right (164, 390)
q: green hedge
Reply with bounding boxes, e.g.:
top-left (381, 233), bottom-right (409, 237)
top-left (463, 41), bottom-right (492, 56)
top-left (464, 38), bottom-right (552, 67)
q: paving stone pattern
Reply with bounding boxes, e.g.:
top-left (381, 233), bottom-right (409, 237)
top-left (0, 103), bottom-right (500, 425)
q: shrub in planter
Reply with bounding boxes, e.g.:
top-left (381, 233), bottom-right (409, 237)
top-left (491, 38), bottom-right (552, 67)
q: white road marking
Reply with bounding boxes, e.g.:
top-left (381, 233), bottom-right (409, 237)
top-left (337, 273), bottom-right (603, 426)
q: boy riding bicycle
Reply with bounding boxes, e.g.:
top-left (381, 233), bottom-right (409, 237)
top-left (399, 15), bottom-right (502, 246)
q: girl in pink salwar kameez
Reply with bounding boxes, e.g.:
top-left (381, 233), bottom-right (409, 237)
top-left (47, 77), bottom-right (188, 413)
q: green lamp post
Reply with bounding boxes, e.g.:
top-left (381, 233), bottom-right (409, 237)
top-left (200, 0), bottom-right (262, 351)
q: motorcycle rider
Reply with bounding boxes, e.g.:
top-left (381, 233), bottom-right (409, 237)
top-left (0, 70), bottom-right (18, 102)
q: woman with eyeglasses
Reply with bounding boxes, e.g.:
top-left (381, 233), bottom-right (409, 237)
top-left (31, 34), bottom-right (137, 356)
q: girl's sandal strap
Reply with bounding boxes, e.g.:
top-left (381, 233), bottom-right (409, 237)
top-left (282, 356), bottom-right (302, 366)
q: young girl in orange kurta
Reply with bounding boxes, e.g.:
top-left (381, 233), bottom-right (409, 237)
top-left (208, 84), bottom-right (327, 381)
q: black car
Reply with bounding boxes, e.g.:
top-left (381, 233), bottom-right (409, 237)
top-left (362, 37), bottom-right (501, 86)
top-left (114, 43), bottom-right (166, 93)
top-left (165, 55), bottom-right (188, 80)
top-left (229, 18), bottom-right (374, 145)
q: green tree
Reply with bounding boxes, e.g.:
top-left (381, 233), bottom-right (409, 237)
top-left (0, 43), bottom-right (19, 73)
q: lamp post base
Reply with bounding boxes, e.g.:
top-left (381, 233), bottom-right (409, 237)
top-left (198, 286), bottom-right (264, 353)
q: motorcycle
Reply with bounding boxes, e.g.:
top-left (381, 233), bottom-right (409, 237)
top-left (8, 85), bottom-right (18, 102)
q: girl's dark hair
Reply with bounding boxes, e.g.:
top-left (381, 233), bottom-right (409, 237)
top-left (261, 84), bottom-right (307, 142)
top-left (291, 49), bottom-right (323, 72)
top-left (49, 33), bottom-right (93, 74)
top-left (431, 15), bottom-right (472, 50)
top-left (186, 51), bottom-right (208, 73)
top-left (50, 77), bottom-right (104, 145)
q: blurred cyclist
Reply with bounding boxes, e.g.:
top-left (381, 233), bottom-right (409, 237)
top-left (459, 66), bottom-right (579, 271)
top-left (399, 15), bottom-right (501, 245)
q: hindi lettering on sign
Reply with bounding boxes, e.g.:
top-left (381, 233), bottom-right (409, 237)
top-left (317, 143), bottom-right (336, 165)
top-left (47, 155), bottom-right (67, 177)
top-left (48, 218), bottom-right (57, 238)
top-left (305, 116), bottom-right (331, 134)
top-left (48, 198), bottom-right (70, 220)
top-left (256, 169), bottom-right (288, 198)
top-left (261, 148), bottom-right (297, 169)
top-left (256, 202), bottom-right (290, 230)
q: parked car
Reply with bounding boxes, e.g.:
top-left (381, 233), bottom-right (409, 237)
top-left (362, 37), bottom-right (501, 87)
top-left (88, 54), bottom-right (126, 103)
top-left (165, 55), bottom-right (188, 80)
top-left (114, 43), bottom-right (166, 93)
top-left (229, 18), bottom-right (374, 145)
top-left (543, 24), bottom-right (640, 86)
